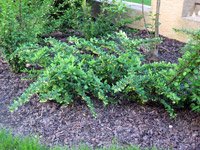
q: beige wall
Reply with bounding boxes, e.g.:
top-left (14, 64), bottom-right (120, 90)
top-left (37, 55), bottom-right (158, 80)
top-left (92, 0), bottom-right (200, 42)
top-left (125, 2), bottom-right (152, 30)
top-left (151, 0), bottom-right (200, 42)
top-left (126, 0), bottom-right (200, 42)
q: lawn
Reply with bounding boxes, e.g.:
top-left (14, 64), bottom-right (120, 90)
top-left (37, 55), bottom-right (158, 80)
top-left (125, 0), bottom-right (151, 5)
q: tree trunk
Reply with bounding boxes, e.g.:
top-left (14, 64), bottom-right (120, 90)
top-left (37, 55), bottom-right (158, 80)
top-left (155, 0), bottom-right (161, 38)
top-left (153, 0), bottom-right (161, 57)
top-left (141, 0), bottom-right (149, 36)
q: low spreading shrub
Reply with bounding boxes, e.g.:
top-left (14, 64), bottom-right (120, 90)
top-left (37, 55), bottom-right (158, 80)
top-left (9, 32), bottom-right (143, 115)
top-left (0, 0), bottom-right (198, 118)
top-left (9, 30), bottom-right (200, 117)
top-left (113, 30), bottom-right (200, 116)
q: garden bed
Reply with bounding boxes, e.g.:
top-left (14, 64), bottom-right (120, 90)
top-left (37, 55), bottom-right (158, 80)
top-left (0, 1), bottom-right (199, 149)
top-left (0, 32), bottom-right (199, 149)
top-left (47, 28), bottom-right (184, 63)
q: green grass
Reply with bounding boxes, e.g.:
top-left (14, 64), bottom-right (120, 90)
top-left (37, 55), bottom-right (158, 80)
top-left (0, 129), bottom-right (47, 150)
top-left (0, 129), bottom-right (157, 150)
top-left (125, 0), bottom-right (151, 5)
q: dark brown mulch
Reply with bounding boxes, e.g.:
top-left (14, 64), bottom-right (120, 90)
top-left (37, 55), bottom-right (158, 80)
top-left (0, 59), bottom-right (199, 149)
top-left (124, 29), bottom-right (185, 63)
top-left (0, 29), bottom-right (198, 149)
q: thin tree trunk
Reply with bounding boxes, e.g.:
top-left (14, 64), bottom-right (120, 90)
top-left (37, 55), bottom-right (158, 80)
top-left (141, 0), bottom-right (150, 36)
top-left (153, 0), bottom-right (161, 57)
top-left (155, 0), bottom-right (161, 38)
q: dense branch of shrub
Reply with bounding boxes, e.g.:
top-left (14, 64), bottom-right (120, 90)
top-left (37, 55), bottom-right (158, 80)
top-left (0, 0), bottom-right (132, 72)
top-left (51, 0), bottom-right (132, 39)
top-left (9, 30), bottom-right (199, 117)
top-left (9, 32), bottom-right (144, 114)
top-left (0, 0), bottom-right (53, 59)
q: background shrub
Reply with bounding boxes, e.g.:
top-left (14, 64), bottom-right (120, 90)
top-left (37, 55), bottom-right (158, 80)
top-left (0, 0), bottom-right (53, 54)
top-left (0, 0), bottom-right (53, 71)
top-left (52, 0), bottom-right (132, 39)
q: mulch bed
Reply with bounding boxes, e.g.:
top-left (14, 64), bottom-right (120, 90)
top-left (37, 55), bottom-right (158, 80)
top-left (125, 29), bottom-right (185, 63)
top-left (0, 30), bottom-right (199, 149)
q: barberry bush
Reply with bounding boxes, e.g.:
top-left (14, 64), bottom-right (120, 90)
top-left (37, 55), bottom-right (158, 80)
top-left (9, 30), bottom-right (200, 117)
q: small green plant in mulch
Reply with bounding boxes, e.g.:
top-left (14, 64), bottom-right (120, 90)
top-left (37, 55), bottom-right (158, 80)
top-left (0, 129), bottom-right (47, 150)
top-left (0, 129), bottom-right (155, 150)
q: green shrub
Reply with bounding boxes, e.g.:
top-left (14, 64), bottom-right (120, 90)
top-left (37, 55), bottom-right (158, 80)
top-left (113, 30), bottom-right (200, 117)
top-left (9, 32), bottom-right (143, 115)
top-left (48, 0), bottom-right (83, 30)
top-left (9, 30), bottom-right (199, 117)
top-left (53, 0), bottom-right (131, 39)
top-left (0, 0), bottom-right (53, 69)
top-left (80, 0), bottom-right (132, 39)
top-left (152, 30), bottom-right (200, 114)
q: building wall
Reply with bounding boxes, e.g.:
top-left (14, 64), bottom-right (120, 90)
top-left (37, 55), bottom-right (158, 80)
top-left (151, 0), bottom-right (200, 42)
top-left (124, 2), bottom-right (152, 31)
top-left (92, 0), bottom-right (200, 42)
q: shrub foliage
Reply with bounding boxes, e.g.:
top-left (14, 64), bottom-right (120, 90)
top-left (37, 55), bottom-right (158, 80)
top-left (0, 0), bottom-right (53, 57)
top-left (0, 0), bottom-right (199, 117)
top-left (52, 0), bottom-right (131, 39)
top-left (9, 31), bottom-right (200, 117)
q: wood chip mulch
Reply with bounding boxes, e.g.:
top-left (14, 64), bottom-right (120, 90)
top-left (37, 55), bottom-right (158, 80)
top-left (0, 32), bottom-right (199, 149)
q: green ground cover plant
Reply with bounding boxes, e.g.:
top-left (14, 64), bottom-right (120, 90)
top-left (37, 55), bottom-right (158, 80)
top-left (0, 129), bottom-right (146, 150)
top-left (9, 32), bottom-right (144, 115)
